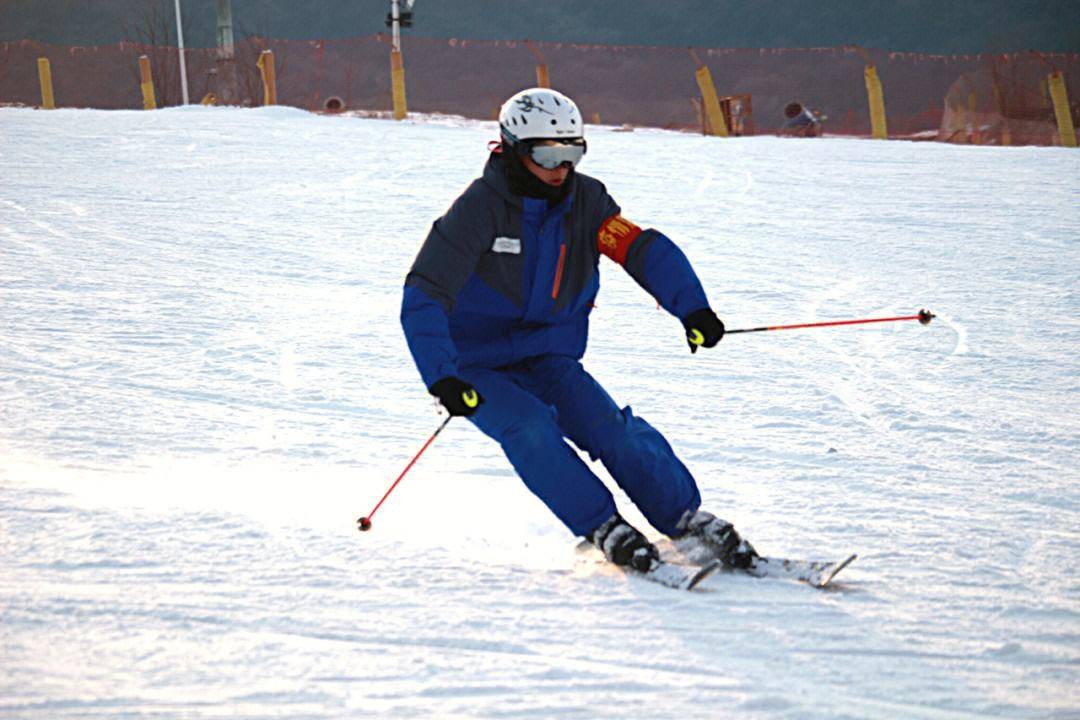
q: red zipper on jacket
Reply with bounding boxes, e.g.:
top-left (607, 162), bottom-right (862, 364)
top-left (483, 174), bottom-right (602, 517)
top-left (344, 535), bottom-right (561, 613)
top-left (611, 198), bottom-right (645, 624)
top-left (551, 244), bottom-right (567, 300)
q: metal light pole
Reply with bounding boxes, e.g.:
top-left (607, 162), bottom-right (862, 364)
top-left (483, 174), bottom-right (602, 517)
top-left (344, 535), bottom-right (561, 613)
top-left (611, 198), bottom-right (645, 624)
top-left (173, 0), bottom-right (190, 104)
top-left (215, 0), bottom-right (238, 104)
top-left (390, 0), bottom-right (401, 52)
top-left (216, 0), bottom-right (235, 55)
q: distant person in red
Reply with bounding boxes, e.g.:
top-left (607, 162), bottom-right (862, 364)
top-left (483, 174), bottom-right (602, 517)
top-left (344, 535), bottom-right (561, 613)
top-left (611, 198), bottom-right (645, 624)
top-left (779, 102), bottom-right (823, 137)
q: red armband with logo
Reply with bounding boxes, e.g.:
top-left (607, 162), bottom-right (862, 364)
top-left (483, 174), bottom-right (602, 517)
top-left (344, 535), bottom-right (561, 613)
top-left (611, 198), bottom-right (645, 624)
top-left (597, 215), bottom-right (643, 266)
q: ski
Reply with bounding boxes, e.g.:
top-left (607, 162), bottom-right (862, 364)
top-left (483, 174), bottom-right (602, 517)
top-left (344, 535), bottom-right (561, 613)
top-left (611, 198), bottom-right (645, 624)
top-left (671, 536), bottom-right (856, 588)
top-left (630, 558), bottom-right (723, 591)
top-left (583, 539), bottom-right (854, 590)
top-left (742, 553), bottom-right (857, 588)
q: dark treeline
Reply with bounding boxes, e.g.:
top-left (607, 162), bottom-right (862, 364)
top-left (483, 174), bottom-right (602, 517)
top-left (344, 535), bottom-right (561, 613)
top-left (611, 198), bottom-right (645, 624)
top-left (1, 0), bottom-right (1076, 54)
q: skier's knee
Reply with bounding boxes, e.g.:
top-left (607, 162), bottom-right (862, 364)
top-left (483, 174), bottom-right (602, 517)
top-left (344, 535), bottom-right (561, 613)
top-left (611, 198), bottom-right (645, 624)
top-left (504, 416), bottom-right (562, 454)
top-left (589, 406), bottom-right (658, 460)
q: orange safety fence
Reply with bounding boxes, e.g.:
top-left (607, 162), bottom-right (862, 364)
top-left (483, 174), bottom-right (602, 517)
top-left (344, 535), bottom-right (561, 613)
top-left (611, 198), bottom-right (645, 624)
top-left (2, 35), bottom-right (1077, 144)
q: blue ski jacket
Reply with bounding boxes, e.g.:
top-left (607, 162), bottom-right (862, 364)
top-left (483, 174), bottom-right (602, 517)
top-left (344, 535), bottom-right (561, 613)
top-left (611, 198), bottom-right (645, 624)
top-left (401, 151), bottom-right (711, 388)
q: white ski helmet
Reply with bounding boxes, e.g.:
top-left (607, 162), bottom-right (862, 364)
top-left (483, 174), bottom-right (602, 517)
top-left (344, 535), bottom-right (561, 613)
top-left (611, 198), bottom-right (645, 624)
top-left (499, 88), bottom-right (584, 144)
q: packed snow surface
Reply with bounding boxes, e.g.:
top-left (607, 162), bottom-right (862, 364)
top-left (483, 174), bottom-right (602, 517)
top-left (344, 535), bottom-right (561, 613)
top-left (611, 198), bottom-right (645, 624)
top-left (2, 106), bottom-right (1078, 719)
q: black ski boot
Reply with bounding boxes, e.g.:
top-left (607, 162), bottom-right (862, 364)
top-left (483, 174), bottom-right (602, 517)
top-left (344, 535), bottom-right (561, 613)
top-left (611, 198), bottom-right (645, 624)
top-left (677, 510), bottom-right (758, 569)
top-left (588, 513), bottom-right (660, 573)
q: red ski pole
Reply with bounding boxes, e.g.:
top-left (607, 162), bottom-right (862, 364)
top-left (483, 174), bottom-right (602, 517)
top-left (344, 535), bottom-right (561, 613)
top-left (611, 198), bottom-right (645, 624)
top-left (725, 309), bottom-right (935, 335)
top-left (357, 416), bottom-right (452, 532)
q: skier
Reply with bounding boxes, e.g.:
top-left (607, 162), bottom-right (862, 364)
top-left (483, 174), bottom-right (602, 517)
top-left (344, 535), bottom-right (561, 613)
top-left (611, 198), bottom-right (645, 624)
top-left (401, 88), bottom-right (756, 575)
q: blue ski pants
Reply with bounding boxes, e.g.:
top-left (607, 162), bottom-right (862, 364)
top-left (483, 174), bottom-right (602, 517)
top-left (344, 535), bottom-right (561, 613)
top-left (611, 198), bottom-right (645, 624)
top-left (459, 355), bottom-right (701, 538)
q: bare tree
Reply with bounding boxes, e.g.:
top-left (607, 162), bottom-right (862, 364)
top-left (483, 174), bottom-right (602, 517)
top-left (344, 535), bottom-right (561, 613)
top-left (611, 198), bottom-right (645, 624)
top-left (121, 0), bottom-right (200, 107)
top-left (232, 34), bottom-right (289, 107)
top-left (229, 8), bottom-right (295, 106)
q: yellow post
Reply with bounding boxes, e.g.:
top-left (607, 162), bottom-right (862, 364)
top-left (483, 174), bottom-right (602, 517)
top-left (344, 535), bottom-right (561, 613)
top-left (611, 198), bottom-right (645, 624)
top-left (993, 83), bottom-right (1011, 146)
top-left (864, 65), bottom-right (888, 139)
top-left (37, 57), bottom-right (55, 109)
top-left (1047, 71), bottom-right (1077, 148)
top-left (591, 112), bottom-right (601, 125)
top-left (390, 49), bottom-right (407, 120)
top-left (694, 65), bottom-right (729, 137)
top-left (257, 50), bottom-right (277, 106)
top-left (139, 55), bottom-right (157, 110)
top-left (535, 64), bottom-right (550, 88)
top-left (967, 91), bottom-right (979, 144)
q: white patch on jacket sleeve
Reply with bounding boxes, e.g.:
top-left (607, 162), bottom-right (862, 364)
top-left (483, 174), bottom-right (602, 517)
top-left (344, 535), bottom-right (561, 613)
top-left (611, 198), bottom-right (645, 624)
top-left (491, 237), bottom-right (521, 255)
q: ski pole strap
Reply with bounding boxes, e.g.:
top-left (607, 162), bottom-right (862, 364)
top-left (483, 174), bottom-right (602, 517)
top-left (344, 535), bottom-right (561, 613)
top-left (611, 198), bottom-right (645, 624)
top-left (726, 310), bottom-right (934, 334)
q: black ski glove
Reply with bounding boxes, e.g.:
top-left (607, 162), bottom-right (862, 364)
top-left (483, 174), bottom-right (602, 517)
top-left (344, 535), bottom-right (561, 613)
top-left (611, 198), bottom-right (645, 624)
top-left (429, 376), bottom-right (484, 417)
top-left (683, 308), bottom-right (725, 354)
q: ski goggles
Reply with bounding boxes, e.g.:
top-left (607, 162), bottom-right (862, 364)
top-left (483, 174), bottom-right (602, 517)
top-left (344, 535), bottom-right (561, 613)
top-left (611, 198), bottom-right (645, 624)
top-left (525, 138), bottom-right (587, 170)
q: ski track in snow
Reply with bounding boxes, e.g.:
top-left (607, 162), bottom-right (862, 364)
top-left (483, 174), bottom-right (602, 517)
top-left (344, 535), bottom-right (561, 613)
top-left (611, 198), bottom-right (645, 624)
top-left (1, 106), bottom-right (1078, 719)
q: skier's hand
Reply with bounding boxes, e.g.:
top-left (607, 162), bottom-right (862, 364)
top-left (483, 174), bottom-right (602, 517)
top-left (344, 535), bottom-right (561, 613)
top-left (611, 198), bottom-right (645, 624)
top-left (683, 308), bottom-right (724, 354)
top-left (429, 376), bottom-right (484, 417)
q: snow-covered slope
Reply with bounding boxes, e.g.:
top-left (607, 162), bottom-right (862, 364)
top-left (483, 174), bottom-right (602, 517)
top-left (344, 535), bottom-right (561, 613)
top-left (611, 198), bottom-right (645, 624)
top-left (1, 106), bottom-right (1077, 718)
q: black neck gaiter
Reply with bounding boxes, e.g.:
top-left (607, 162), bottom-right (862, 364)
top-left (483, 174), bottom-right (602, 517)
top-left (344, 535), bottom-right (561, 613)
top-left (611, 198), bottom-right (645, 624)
top-left (500, 141), bottom-right (574, 206)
